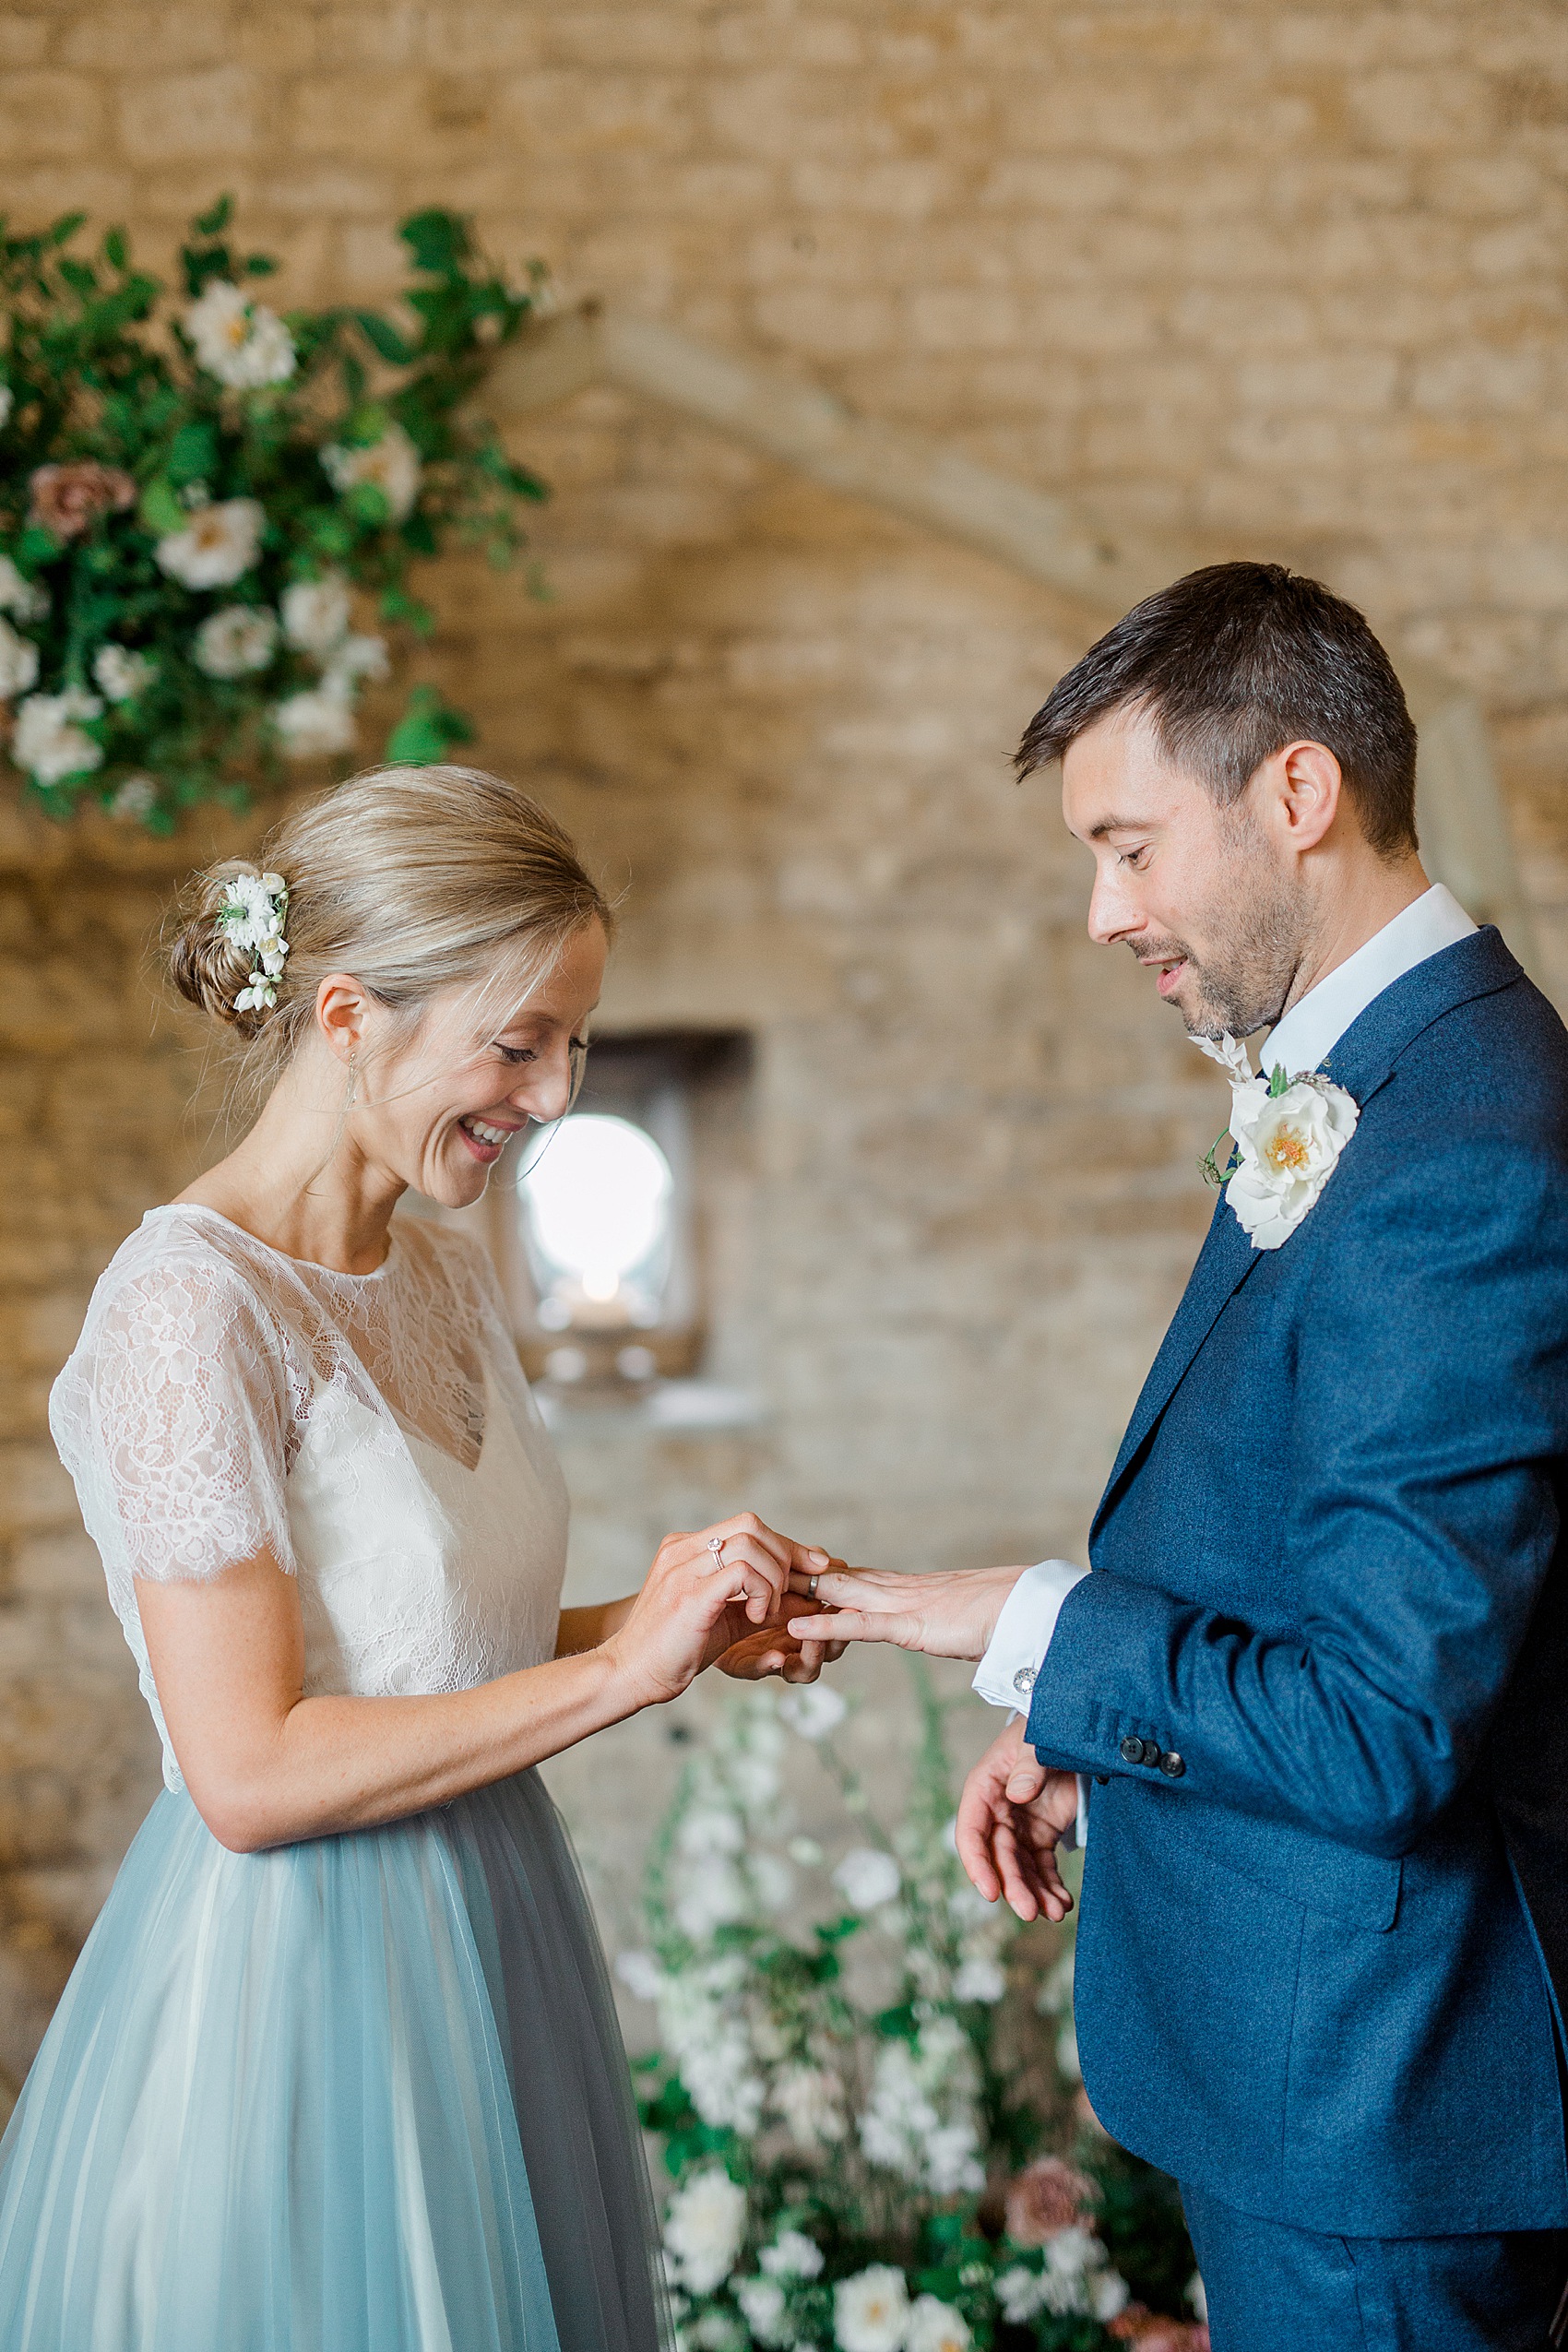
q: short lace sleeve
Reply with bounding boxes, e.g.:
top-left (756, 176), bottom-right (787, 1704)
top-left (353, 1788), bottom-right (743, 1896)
top-left (50, 1241), bottom-right (301, 1598)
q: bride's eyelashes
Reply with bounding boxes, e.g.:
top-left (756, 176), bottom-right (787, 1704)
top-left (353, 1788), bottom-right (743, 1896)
top-left (489, 1033), bottom-right (588, 1067)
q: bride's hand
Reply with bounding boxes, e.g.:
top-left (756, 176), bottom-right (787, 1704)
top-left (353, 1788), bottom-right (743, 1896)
top-left (601, 1515), bottom-right (831, 1711)
top-left (956, 1716), bottom-right (1078, 1923)
top-left (715, 1565), bottom-right (851, 1684)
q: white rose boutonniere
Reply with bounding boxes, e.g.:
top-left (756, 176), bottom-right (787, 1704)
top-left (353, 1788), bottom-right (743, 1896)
top-left (1194, 1032), bottom-right (1359, 1252)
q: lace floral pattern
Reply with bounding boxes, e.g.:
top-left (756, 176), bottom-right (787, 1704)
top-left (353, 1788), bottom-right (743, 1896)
top-left (50, 1204), bottom-right (571, 1788)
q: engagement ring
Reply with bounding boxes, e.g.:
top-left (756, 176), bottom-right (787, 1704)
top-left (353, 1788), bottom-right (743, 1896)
top-left (707, 1536), bottom-right (726, 1567)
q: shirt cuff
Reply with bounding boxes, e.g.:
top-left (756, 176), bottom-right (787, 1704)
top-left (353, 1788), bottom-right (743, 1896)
top-left (971, 1559), bottom-right (1089, 1711)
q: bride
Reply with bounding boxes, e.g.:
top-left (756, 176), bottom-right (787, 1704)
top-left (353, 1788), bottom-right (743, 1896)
top-left (0, 764), bottom-right (837, 2352)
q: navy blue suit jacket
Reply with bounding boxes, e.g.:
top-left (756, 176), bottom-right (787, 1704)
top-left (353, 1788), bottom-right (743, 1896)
top-left (1026, 928), bottom-right (1568, 2236)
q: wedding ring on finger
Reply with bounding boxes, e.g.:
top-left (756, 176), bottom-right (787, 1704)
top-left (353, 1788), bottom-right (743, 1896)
top-left (707, 1536), bottom-right (726, 1571)
top-left (806, 1574), bottom-right (819, 1600)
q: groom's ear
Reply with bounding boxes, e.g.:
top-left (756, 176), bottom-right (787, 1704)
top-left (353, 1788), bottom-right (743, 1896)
top-left (1265, 739), bottom-right (1344, 861)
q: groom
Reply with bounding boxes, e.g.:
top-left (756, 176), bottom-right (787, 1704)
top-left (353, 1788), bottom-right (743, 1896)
top-left (789, 563), bottom-right (1568, 2350)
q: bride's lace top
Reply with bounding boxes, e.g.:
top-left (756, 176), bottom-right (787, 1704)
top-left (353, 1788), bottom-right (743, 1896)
top-left (49, 1204), bottom-right (570, 1790)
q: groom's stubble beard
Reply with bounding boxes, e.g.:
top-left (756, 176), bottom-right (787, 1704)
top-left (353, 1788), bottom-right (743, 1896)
top-left (1143, 803), bottom-right (1311, 1042)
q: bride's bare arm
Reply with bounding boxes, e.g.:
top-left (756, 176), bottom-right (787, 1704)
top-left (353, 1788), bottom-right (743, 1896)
top-left (137, 1512), bottom-right (814, 1853)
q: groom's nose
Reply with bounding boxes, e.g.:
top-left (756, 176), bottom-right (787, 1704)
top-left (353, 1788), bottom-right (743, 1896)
top-left (1087, 864), bottom-right (1142, 947)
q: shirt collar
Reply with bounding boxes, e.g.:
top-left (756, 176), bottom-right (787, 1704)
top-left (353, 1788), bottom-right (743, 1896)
top-left (1259, 884), bottom-right (1479, 1079)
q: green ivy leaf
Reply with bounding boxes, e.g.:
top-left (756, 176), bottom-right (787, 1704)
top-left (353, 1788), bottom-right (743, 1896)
top-left (354, 310), bottom-right (413, 365)
top-left (192, 196), bottom-right (233, 238)
top-left (103, 226), bottom-right (127, 271)
top-left (399, 208), bottom-right (470, 277)
top-left (380, 585), bottom-right (435, 636)
top-left (167, 420), bottom-right (218, 486)
top-left (386, 685), bottom-right (475, 766)
top-left (137, 479), bottom-right (185, 537)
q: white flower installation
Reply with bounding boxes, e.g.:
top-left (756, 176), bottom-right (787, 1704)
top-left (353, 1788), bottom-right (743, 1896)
top-left (616, 1674), bottom-right (1159, 2352)
top-left (154, 497), bottom-right (266, 590)
top-left (184, 279), bottom-right (297, 390)
top-left (12, 689), bottom-right (103, 785)
top-left (321, 632), bottom-right (390, 695)
top-left (193, 605), bottom-right (279, 679)
top-left (321, 421), bottom-right (423, 521)
top-left (91, 644), bottom-right (154, 703)
top-left (1195, 1028), bottom-right (1360, 1252)
top-left (0, 618), bottom-right (41, 701)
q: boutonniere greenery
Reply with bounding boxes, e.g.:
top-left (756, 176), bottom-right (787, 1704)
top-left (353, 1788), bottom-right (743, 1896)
top-left (0, 196), bottom-right (549, 833)
top-left (1195, 1032), bottom-right (1360, 1252)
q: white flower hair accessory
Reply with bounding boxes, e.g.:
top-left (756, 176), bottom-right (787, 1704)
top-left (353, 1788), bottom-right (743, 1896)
top-left (217, 870), bottom-right (290, 1014)
top-left (1194, 1030), bottom-right (1359, 1252)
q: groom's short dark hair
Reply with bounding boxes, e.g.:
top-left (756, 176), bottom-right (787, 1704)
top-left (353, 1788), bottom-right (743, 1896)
top-left (1016, 562), bottom-right (1419, 856)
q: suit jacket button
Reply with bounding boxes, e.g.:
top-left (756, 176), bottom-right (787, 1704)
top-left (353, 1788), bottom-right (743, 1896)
top-left (1159, 1752), bottom-right (1186, 1779)
top-left (1095, 1775), bottom-right (1110, 1787)
top-left (1119, 1735), bottom-right (1146, 1764)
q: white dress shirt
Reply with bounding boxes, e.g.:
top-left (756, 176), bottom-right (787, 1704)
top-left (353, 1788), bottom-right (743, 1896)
top-left (971, 885), bottom-right (1479, 1844)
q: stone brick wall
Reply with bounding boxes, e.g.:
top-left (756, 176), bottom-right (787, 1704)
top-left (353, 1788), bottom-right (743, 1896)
top-left (3, 0), bottom-right (1566, 2103)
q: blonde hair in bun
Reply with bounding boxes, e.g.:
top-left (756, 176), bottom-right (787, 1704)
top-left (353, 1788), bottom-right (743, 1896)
top-left (167, 764), bottom-right (612, 1099)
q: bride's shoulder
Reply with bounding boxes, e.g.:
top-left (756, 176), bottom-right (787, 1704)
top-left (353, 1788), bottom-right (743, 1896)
top-left (77, 1206), bottom-right (291, 1359)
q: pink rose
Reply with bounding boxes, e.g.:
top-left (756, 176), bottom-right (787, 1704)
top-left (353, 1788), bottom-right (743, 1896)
top-left (1003, 2156), bottom-right (1099, 2245)
top-left (27, 462), bottom-right (137, 540)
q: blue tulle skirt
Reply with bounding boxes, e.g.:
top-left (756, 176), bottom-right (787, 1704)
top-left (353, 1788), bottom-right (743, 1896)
top-left (0, 1772), bottom-right (669, 2352)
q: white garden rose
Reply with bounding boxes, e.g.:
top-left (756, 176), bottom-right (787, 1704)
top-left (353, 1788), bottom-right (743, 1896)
top-left (994, 2268), bottom-right (1048, 2326)
top-left (1224, 1071), bottom-right (1359, 1250)
top-left (0, 555), bottom-right (48, 624)
top-left (271, 685), bottom-right (357, 761)
top-left (663, 2167), bottom-right (747, 2295)
top-left (108, 774), bottom-right (157, 824)
top-left (760, 2230), bottom-right (825, 2282)
top-left (1195, 1030), bottom-right (1360, 1253)
top-left (613, 1949), bottom-right (664, 2002)
top-left (833, 2266), bottom-right (909, 2352)
top-left (91, 644), bottom-right (153, 702)
top-left (769, 2061), bottom-right (847, 2149)
top-left (185, 279), bottom-right (296, 389)
top-left (736, 2277), bottom-right (790, 2346)
top-left (321, 421), bottom-right (422, 521)
top-left (155, 498), bottom-right (265, 589)
top-left (778, 1683), bottom-right (847, 1740)
top-left (951, 1954), bottom-right (1005, 2004)
top-left (906, 2297), bottom-right (970, 2352)
top-left (12, 688), bottom-right (102, 784)
top-left (321, 632), bottom-right (389, 695)
top-left (832, 1847), bottom-right (900, 1912)
top-left (280, 575), bottom-right (351, 658)
top-left (0, 617), bottom-right (40, 700)
top-left (194, 605), bottom-right (278, 678)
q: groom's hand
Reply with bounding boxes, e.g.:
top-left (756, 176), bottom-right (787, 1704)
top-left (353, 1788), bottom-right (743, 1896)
top-left (785, 1563), bottom-right (1025, 1661)
top-left (956, 1716), bottom-right (1078, 1923)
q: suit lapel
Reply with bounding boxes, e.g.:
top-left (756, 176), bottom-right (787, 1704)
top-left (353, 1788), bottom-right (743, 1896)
top-left (1088, 926), bottom-right (1524, 1543)
top-left (1091, 1196), bottom-right (1257, 1539)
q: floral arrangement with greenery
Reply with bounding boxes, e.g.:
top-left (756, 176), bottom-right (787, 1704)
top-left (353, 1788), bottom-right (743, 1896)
top-left (613, 1671), bottom-right (1208, 2352)
top-left (0, 196), bottom-right (549, 832)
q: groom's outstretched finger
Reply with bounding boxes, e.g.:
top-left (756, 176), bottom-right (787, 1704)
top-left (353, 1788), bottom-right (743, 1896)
top-left (785, 1607), bottom-right (920, 1648)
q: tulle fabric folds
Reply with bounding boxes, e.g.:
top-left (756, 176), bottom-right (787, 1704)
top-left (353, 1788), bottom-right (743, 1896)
top-left (0, 1771), bottom-right (668, 2352)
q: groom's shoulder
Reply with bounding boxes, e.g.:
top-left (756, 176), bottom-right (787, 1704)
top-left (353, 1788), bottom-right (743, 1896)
top-left (1386, 946), bottom-right (1568, 1129)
